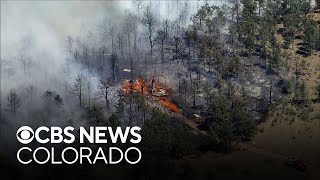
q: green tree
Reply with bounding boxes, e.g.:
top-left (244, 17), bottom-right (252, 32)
top-left (88, 105), bottom-right (106, 126)
top-left (304, 20), bottom-right (319, 53)
top-left (141, 108), bottom-right (191, 158)
top-left (295, 82), bottom-right (307, 100)
top-left (106, 114), bottom-right (121, 129)
top-left (231, 104), bottom-right (256, 141)
top-left (116, 90), bottom-right (125, 116)
top-left (281, 0), bottom-right (309, 15)
top-left (73, 74), bottom-right (86, 107)
top-left (54, 94), bottom-right (63, 107)
top-left (192, 3), bottom-right (213, 26)
top-left (206, 94), bottom-right (256, 150)
top-left (225, 56), bottom-right (240, 78)
top-left (282, 14), bottom-right (298, 49)
top-left (268, 35), bottom-right (283, 71)
top-left (239, 0), bottom-right (258, 54)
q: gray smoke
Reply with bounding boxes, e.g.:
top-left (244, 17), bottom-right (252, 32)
top-left (0, 0), bottom-right (224, 151)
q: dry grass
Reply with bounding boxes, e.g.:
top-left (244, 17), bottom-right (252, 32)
top-left (256, 14), bottom-right (320, 169)
top-left (284, 13), bottom-right (320, 98)
top-left (254, 102), bottom-right (320, 167)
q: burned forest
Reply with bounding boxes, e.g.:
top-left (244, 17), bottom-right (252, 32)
top-left (1, 0), bottom-right (320, 179)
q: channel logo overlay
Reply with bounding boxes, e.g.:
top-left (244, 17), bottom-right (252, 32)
top-left (17, 126), bottom-right (34, 144)
top-left (16, 126), bottom-right (142, 165)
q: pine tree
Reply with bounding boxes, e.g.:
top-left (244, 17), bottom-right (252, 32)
top-left (106, 114), bottom-right (121, 129)
top-left (304, 20), bottom-right (319, 53)
top-left (239, 0), bottom-right (258, 55)
top-left (283, 14), bottom-right (297, 49)
top-left (206, 94), bottom-right (255, 149)
top-left (268, 35), bottom-right (282, 70)
top-left (88, 105), bottom-right (106, 126)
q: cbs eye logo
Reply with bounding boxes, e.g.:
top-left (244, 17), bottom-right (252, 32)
top-left (16, 126), bottom-right (34, 144)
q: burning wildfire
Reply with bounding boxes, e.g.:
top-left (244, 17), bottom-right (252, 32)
top-left (159, 98), bottom-right (178, 112)
top-left (121, 78), bottom-right (179, 113)
top-left (122, 79), bottom-right (149, 94)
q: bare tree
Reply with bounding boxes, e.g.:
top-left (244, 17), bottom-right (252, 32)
top-left (7, 89), bottom-right (21, 116)
top-left (191, 79), bottom-right (197, 108)
top-left (64, 57), bottom-right (72, 92)
top-left (25, 85), bottom-right (37, 106)
top-left (269, 79), bottom-right (273, 104)
top-left (1, 58), bottom-right (16, 77)
top-left (87, 31), bottom-right (97, 73)
top-left (156, 29), bottom-right (166, 71)
top-left (73, 74), bottom-right (86, 107)
top-left (65, 36), bottom-right (74, 55)
top-left (97, 46), bottom-right (107, 76)
top-left (182, 78), bottom-right (188, 101)
top-left (82, 46), bottom-right (89, 71)
top-left (173, 36), bottom-right (181, 61)
top-left (124, 13), bottom-right (137, 56)
top-left (202, 80), bottom-right (212, 108)
top-left (87, 76), bottom-right (93, 109)
top-left (124, 13), bottom-right (138, 55)
top-left (132, 0), bottom-right (144, 14)
top-left (110, 54), bottom-right (118, 81)
top-left (109, 25), bottom-right (115, 54)
top-left (141, 5), bottom-right (157, 74)
top-left (64, 36), bottom-right (74, 92)
top-left (177, 72), bottom-right (183, 97)
top-left (163, 19), bottom-right (170, 39)
top-left (73, 37), bottom-right (80, 62)
top-left (117, 32), bottom-right (125, 61)
top-left (116, 89), bottom-right (125, 116)
top-left (18, 36), bottom-right (33, 76)
top-left (18, 53), bottom-right (32, 76)
top-left (97, 75), bottom-right (113, 107)
top-left (98, 18), bottom-right (110, 49)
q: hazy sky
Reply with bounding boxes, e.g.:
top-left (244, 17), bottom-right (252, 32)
top-left (1, 1), bottom-right (129, 56)
top-left (0, 1), bottom-right (130, 94)
top-left (1, 0), bottom-right (222, 55)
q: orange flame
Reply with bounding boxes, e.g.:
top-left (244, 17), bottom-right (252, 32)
top-left (122, 79), bottom-right (179, 113)
top-left (159, 98), bottom-right (178, 112)
top-left (122, 79), bottom-right (150, 94)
